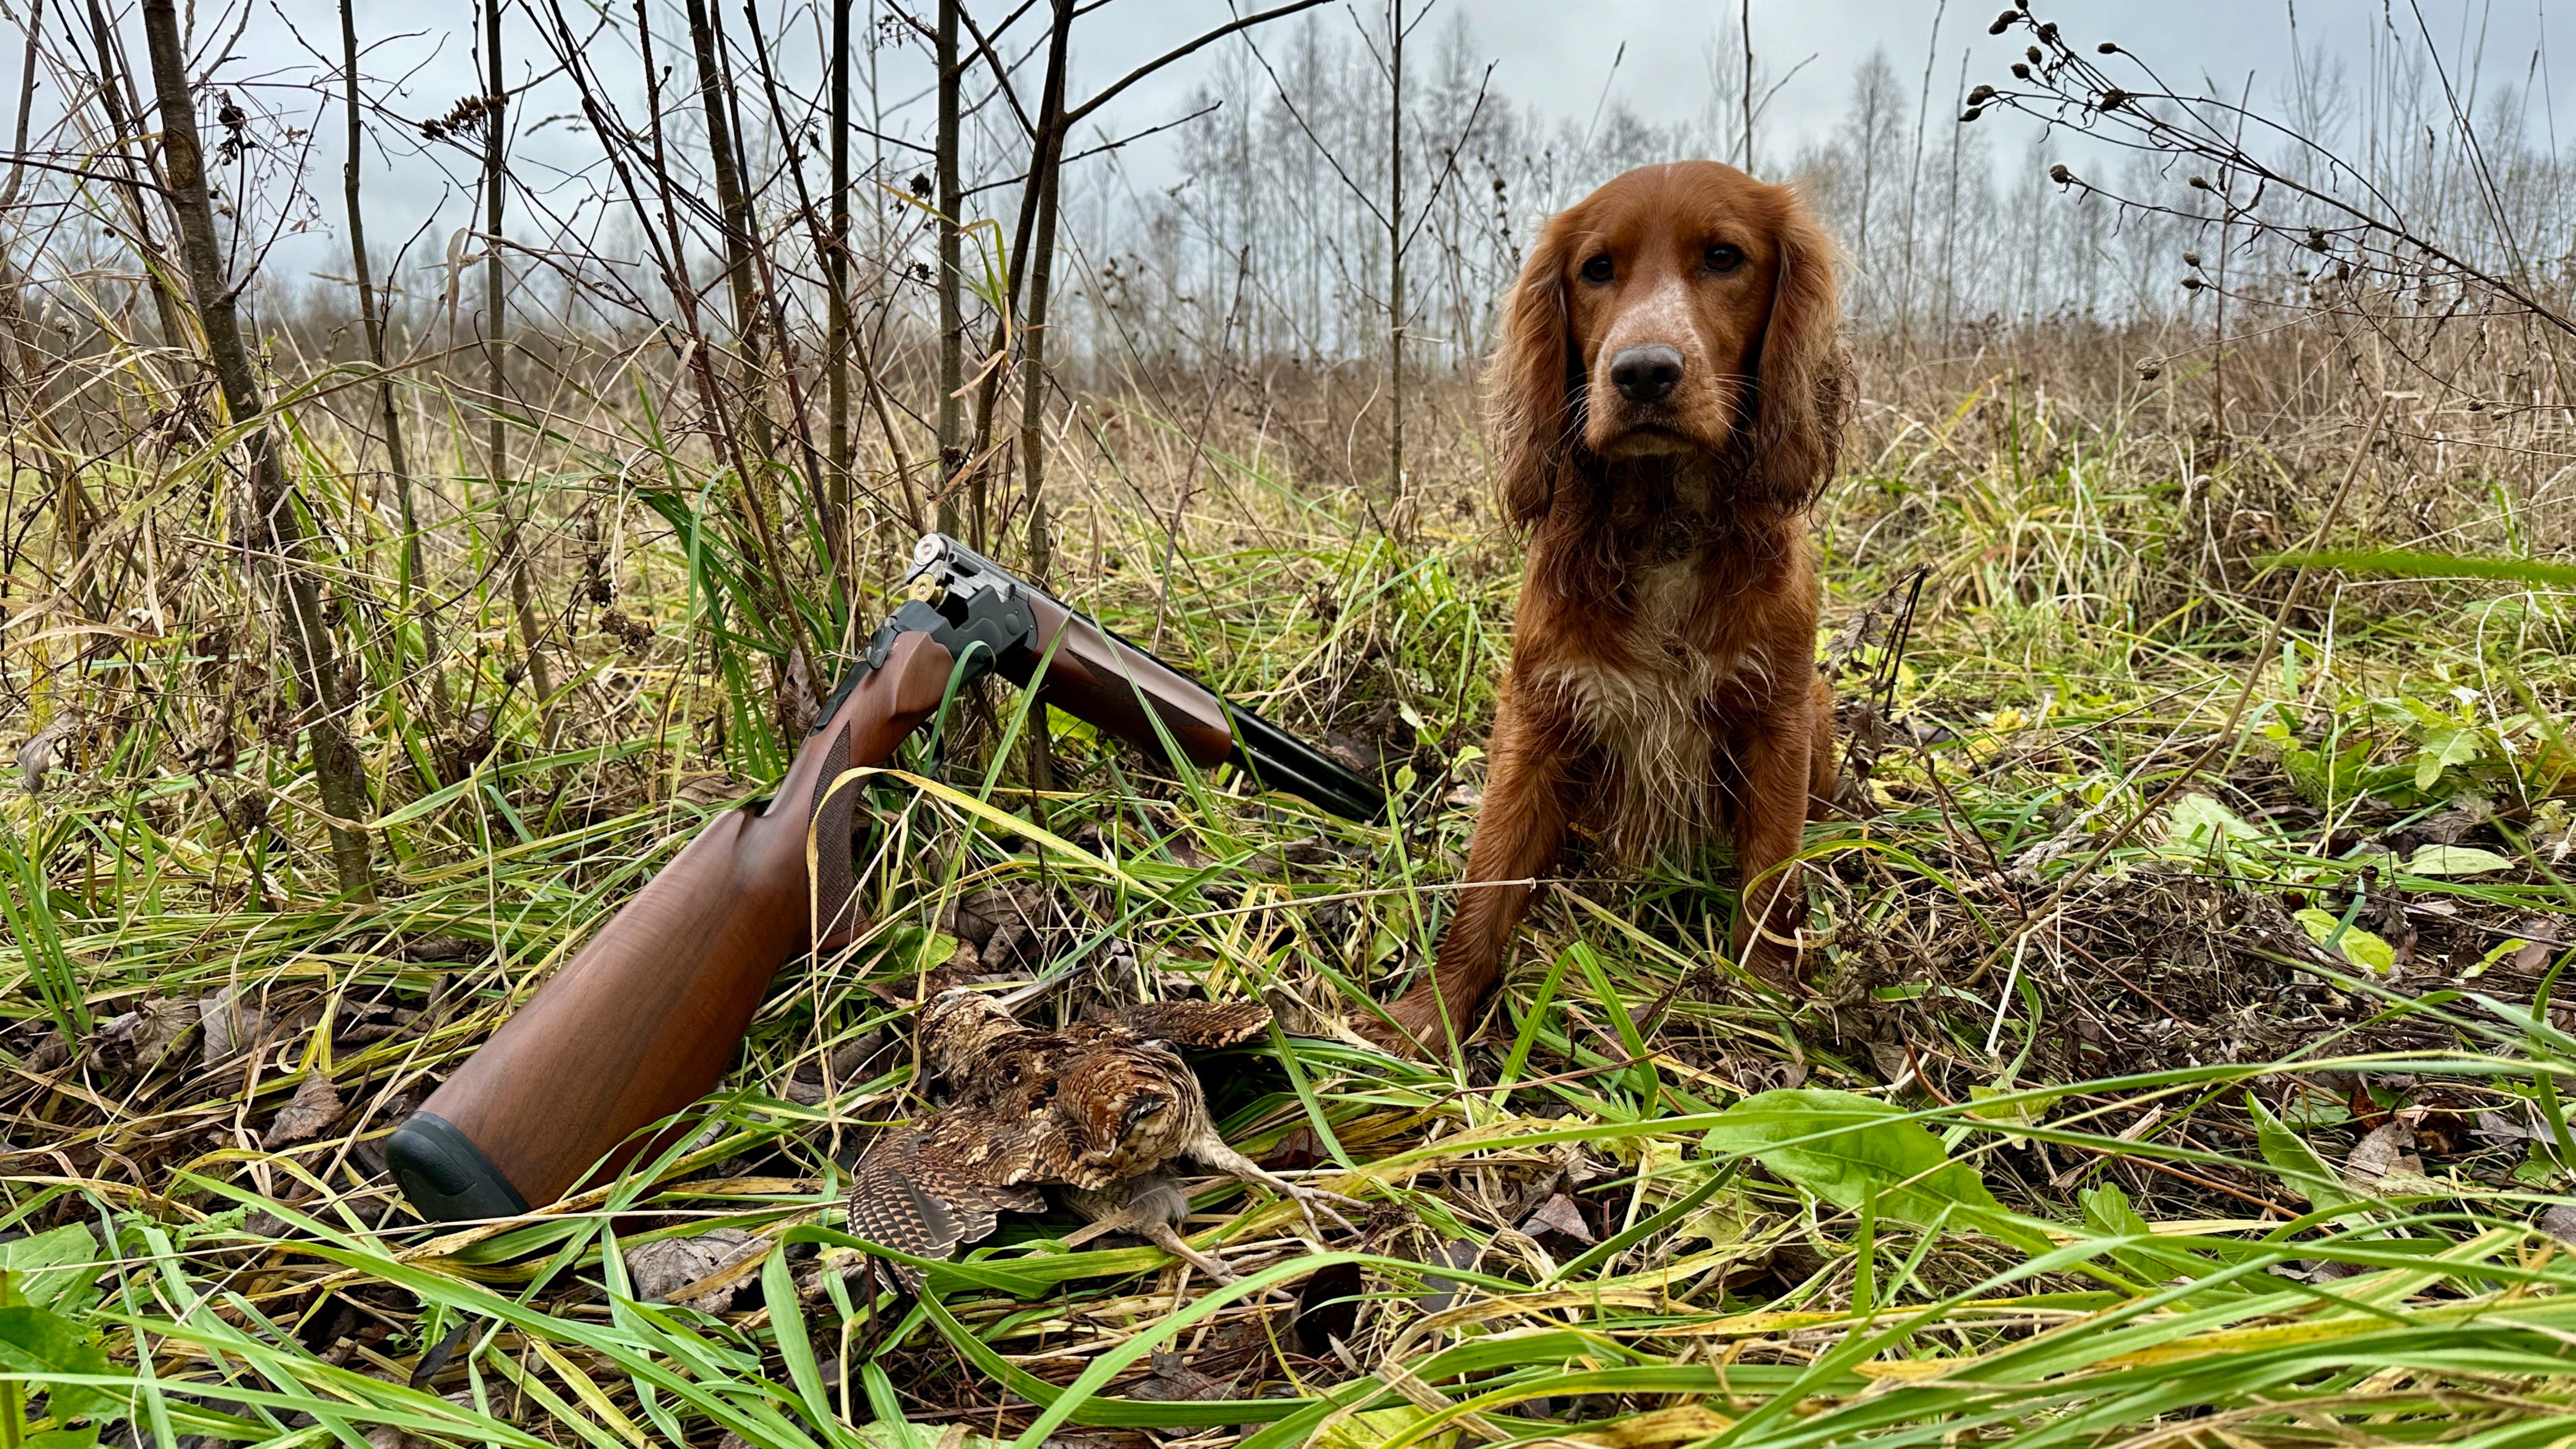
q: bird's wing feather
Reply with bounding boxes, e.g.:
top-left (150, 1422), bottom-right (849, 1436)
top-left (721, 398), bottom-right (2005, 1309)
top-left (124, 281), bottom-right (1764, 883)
top-left (1108, 999), bottom-right (1272, 1048)
top-left (848, 1126), bottom-right (1042, 1292)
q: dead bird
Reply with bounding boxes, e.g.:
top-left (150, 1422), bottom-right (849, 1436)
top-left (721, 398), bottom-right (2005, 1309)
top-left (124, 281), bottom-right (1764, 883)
top-left (846, 986), bottom-right (1356, 1290)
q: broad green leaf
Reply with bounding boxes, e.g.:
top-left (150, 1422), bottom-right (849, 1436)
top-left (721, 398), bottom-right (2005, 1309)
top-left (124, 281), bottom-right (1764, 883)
top-left (2247, 1093), bottom-right (2368, 1221)
top-left (2169, 793), bottom-right (2258, 852)
top-left (0, 1226), bottom-right (105, 1314)
top-left (1965, 1084), bottom-right (2057, 1126)
top-left (2293, 908), bottom-right (2395, 973)
top-left (27, 1428), bottom-right (100, 1449)
top-left (2413, 726), bottom-right (2485, 791)
top-left (2407, 843), bottom-right (2517, 877)
top-left (1699, 1090), bottom-right (2042, 1250)
top-left (0, 1304), bottom-right (123, 1422)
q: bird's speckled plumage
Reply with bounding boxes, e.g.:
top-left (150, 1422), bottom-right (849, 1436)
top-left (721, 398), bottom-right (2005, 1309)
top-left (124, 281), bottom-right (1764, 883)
top-left (847, 992), bottom-right (1279, 1289)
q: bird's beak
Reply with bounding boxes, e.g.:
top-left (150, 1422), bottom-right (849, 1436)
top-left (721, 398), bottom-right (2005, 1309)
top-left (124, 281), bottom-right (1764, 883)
top-left (986, 962), bottom-right (1079, 1014)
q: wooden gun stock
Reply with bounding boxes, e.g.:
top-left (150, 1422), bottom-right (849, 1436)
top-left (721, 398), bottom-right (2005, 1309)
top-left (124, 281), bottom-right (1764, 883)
top-left (386, 632), bottom-right (956, 1220)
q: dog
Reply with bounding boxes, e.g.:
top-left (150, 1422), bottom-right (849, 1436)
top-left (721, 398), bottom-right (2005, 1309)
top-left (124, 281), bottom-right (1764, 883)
top-left (1368, 160), bottom-right (1848, 1053)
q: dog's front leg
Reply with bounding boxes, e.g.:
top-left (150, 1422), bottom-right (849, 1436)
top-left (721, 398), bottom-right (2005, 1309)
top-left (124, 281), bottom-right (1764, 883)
top-left (1366, 688), bottom-right (1572, 1055)
top-left (1732, 707), bottom-right (1820, 983)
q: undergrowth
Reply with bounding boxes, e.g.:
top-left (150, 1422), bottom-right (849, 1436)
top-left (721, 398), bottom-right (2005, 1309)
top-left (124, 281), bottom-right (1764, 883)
top-left (13, 375), bottom-right (2576, 1448)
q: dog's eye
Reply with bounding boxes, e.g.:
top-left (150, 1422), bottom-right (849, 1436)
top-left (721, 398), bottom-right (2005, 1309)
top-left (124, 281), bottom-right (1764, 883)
top-left (1579, 254), bottom-right (1614, 284)
top-left (1704, 243), bottom-right (1746, 273)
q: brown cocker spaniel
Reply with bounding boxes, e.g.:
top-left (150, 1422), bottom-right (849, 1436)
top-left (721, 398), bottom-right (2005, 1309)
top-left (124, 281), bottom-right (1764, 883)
top-left (1370, 160), bottom-right (1849, 1053)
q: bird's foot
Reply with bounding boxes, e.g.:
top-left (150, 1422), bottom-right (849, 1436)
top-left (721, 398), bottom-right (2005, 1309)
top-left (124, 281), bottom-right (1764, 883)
top-left (1194, 1143), bottom-right (1364, 1239)
top-left (1134, 1220), bottom-right (1239, 1282)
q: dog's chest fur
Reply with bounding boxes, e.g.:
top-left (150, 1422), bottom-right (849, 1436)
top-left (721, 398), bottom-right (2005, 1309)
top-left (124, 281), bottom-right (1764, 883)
top-left (1531, 538), bottom-right (1779, 861)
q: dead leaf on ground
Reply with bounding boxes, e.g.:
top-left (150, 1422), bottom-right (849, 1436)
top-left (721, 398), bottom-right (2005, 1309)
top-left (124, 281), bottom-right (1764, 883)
top-left (625, 1228), bottom-right (763, 1313)
top-left (1522, 1192), bottom-right (1596, 1245)
top-left (2342, 1119), bottom-right (2421, 1189)
top-left (1124, 1349), bottom-right (1232, 1402)
top-left (2541, 1203), bottom-right (2576, 1247)
top-left (675, 771), bottom-right (744, 806)
top-left (97, 998), bottom-right (195, 1069)
top-left (200, 987), bottom-right (265, 1065)
top-left (16, 709), bottom-right (82, 791)
top-left (267, 1075), bottom-right (345, 1146)
top-left (950, 882), bottom-right (1055, 973)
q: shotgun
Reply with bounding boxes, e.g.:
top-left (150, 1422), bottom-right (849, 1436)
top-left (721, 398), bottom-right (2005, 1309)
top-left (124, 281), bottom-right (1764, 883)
top-left (386, 533), bottom-right (1383, 1222)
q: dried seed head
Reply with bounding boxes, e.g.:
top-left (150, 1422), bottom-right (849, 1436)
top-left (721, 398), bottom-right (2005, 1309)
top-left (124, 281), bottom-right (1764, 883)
top-left (1989, 9), bottom-right (2018, 34)
top-left (1968, 84), bottom-right (1997, 103)
top-left (2181, 275), bottom-right (2204, 290)
top-left (2182, 251), bottom-right (2201, 266)
top-left (2098, 87), bottom-right (2129, 110)
top-left (1961, 105), bottom-right (1985, 122)
top-left (2189, 174), bottom-right (2214, 190)
top-left (2137, 362), bottom-right (2161, 380)
top-left (2305, 227), bottom-right (2330, 252)
top-left (2027, 45), bottom-right (2043, 63)
top-left (2012, 61), bottom-right (2032, 79)
top-left (2098, 41), bottom-right (2119, 53)
top-left (2049, 162), bottom-right (2074, 184)
top-left (2035, 21), bottom-right (2059, 40)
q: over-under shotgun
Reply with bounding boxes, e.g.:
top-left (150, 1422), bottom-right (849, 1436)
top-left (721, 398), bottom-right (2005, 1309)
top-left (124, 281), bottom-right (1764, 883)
top-left (387, 534), bottom-right (1382, 1221)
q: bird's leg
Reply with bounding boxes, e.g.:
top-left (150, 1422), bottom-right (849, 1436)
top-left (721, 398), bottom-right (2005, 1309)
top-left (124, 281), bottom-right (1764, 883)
top-left (1063, 1177), bottom-right (1245, 1283)
top-left (1187, 1138), bottom-right (1364, 1239)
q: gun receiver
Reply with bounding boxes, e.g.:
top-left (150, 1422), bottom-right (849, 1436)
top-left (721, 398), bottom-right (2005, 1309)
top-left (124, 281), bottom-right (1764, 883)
top-left (386, 534), bottom-right (1381, 1222)
top-left (898, 533), bottom-right (1385, 822)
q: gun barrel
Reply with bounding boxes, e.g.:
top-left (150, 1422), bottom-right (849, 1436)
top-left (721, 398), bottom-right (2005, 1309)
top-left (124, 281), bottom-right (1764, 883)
top-left (1226, 703), bottom-right (1386, 822)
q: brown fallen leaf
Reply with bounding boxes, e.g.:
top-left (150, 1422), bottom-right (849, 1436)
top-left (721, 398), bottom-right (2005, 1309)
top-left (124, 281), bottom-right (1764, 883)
top-left (625, 1228), bottom-right (762, 1313)
top-left (2541, 1203), bottom-right (2576, 1247)
top-left (267, 1075), bottom-right (346, 1146)
top-left (1125, 1350), bottom-right (1232, 1402)
top-left (675, 771), bottom-right (745, 806)
top-left (200, 988), bottom-right (265, 1065)
top-left (98, 998), bottom-right (195, 1069)
top-left (778, 646), bottom-right (818, 741)
top-left (15, 708), bottom-right (82, 791)
top-left (2342, 1119), bottom-right (2419, 1189)
top-left (1522, 1192), bottom-right (1596, 1245)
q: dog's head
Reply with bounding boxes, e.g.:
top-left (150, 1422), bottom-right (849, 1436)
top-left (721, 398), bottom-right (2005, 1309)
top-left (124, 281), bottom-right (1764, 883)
top-left (1488, 160), bottom-right (1846, 525)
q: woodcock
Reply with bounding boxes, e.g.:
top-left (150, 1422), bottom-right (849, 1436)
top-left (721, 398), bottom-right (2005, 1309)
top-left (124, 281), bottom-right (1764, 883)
top-left (847, 988), bottom-right (1352, 1289)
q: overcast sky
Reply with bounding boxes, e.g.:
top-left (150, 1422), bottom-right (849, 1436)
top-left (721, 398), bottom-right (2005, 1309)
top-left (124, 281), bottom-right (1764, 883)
top-left (153, 0), bottom-right (2576, 293)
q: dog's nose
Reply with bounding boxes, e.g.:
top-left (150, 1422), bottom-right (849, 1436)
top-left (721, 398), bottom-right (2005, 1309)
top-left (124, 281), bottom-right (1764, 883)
top-left (1609, 344), bottom-right (1684, 403)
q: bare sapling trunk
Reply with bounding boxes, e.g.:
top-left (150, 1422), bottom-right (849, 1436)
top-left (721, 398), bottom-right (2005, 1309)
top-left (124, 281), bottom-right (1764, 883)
top-left (139, 0), bottom-right (375, 899)
top-left (1018, 0), bottom-right (1072, 527)
top-left (677, 0), bottom-right (802, 714)
top-left (341, 0), bottom-right (444, 721)
top-left (484, 0), bottom-right (554, 723)
top-left (1017, 0), bottom-right (1074, 794)
top-left (935, 0), bottom-right (963, 538)
top-left (681, 0), bottom-right (770, 457)
top-left (80, 0), bottom-right (189, 355)
top-left (826, 0), bottom-right (852, 534)
top-left (1386, 0), bottom-right (1404, 513)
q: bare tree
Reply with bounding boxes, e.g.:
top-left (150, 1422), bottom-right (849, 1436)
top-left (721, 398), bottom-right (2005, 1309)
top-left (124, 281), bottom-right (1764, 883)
top-left (139, 0), bottom-right (375, 898)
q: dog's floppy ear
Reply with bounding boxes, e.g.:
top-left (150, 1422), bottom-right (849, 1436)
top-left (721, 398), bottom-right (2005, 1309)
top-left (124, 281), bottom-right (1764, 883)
top-left (1485, 218), bottom-right (1580, 527)
top-left (1748, 188), bottom-right (1849, 512)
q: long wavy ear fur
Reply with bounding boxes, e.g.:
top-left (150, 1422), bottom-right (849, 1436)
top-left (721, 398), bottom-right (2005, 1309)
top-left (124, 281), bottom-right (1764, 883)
top-left (1485, 221), bottom-right (1579, 527)
top-left (1749, 189), bottom-right (1849, 513)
